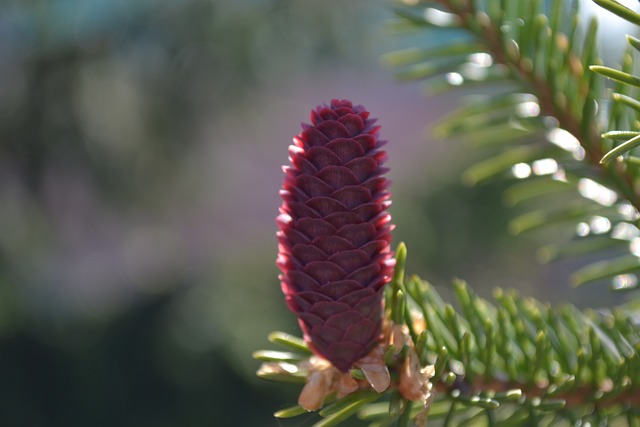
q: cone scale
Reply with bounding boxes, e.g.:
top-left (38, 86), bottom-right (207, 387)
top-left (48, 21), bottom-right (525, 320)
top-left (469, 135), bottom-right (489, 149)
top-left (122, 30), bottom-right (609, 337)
top-left (277, 99), bottom-right (394, 372)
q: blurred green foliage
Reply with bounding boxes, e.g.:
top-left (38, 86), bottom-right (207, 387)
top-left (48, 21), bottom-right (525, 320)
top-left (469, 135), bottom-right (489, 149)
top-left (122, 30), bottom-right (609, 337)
top-left (0, 0), bottom-right (386, 425)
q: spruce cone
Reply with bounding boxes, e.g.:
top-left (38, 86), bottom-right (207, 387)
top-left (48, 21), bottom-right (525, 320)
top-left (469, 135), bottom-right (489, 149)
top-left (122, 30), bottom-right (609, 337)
top-left (276, 99), bottom-right (394, 372)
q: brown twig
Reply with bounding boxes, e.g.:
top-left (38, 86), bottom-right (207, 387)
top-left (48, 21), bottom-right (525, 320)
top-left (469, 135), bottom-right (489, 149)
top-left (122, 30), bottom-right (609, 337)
top-left (436, 376), bottom-right (640, 410)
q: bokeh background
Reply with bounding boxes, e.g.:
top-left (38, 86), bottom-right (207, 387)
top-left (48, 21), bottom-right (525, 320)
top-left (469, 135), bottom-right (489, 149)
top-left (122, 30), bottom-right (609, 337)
top-left (0, 1), bottom-right (637, 426)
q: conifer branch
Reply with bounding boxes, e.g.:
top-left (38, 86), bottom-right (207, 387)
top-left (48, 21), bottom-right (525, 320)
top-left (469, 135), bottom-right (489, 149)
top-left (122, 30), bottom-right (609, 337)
top-left (435, 0), bottom-right (640, 211)
top-left (257, 246), bottom-right (640, 425)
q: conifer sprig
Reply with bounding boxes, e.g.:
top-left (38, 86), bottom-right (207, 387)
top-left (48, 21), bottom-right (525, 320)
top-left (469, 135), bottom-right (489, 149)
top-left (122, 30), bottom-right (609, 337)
top-left (256, 246), bottom-right (640, 426)
top-left (387, 0), bottom-right (640, 289)
top-left (391, 0), bottom-right (640, 208)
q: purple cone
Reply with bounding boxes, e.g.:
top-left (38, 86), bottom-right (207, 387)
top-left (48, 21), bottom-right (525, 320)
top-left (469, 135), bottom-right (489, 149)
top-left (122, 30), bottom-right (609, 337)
top-left (276, 99), bottom-right (395, 372)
